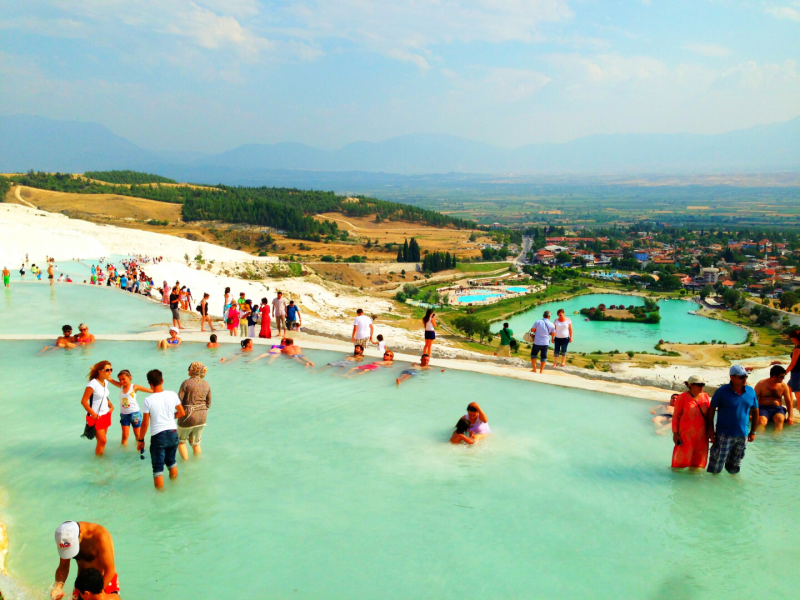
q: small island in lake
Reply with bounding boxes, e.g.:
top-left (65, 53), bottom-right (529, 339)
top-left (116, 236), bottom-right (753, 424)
top-left (580, 298), bottom-right (661, 324)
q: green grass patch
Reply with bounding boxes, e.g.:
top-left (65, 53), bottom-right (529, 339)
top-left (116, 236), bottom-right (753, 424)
top-left (455, 262), bottom-right (510, 272)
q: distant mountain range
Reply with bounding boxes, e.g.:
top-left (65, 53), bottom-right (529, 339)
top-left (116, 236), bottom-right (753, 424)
top-left (1, 114), bottom-right (798, 181)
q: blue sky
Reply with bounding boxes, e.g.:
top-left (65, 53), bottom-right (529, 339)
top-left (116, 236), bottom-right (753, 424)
top-left (1, 0), bottom-right (798, 152)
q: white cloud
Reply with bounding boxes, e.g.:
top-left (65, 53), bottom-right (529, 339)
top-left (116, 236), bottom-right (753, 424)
top-left (765, 5), bottom-right (800, 21)
top-left (713, 59), bottom-right (799, 89)
top-left (285, 0), bottom-right (573, 69)
top-left (682, 42), bottom-right (731, 58)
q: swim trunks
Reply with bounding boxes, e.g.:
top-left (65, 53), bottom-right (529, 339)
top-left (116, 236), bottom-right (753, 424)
top-left (327, 359), bottom-right (351, 368)
top-left (3, 276), bottom-right (8, 285)
top-left (400, 369), bottom-right (418, 377)
top-left (72, 572), bottom-right (119, 599)
top-left (357, 363), bottom-right (380, 371)
top-left (758, 405), bottom-right (787, 422)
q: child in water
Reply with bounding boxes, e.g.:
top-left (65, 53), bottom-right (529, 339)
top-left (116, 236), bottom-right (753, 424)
top-left (450, 417), bottom-right (476, 445)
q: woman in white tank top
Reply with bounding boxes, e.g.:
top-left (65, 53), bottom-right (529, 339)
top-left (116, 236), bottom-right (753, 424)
top-left (552, 308), bottom-right (573, 368)
top-left (80, 360), bottom-right (116, 457)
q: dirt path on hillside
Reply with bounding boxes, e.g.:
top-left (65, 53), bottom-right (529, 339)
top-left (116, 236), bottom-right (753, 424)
top-left (14, 186), bottom-right (36, 208)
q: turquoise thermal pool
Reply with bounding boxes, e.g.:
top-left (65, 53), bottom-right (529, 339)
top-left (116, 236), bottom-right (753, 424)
top-left (0, 284), bottom-right (792, 600)
top-left (494, 293), bottom-right (748, 352)
top-left (456, 293), bottom-right (505, 303)
top-left (1, 339), bottom-right (799, 599)
top-left (1, 283), bottom-right (169, 334)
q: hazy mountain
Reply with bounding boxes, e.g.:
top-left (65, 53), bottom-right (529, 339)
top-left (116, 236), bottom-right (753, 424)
top-left (1, 114), bottom-right (797, 177)
top-left (0, 115), bottom-right (164, 173)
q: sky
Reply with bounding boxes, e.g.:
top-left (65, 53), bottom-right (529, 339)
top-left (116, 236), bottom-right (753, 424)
top-left (0, 0), bottom-right (798, 153)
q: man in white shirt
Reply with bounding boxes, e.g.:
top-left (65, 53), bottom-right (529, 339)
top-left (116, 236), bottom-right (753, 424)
top-left (352, 308), bottom-right (374, 350)
top-left (137, 369), bottom-right (186, 489)
top-left (272, 292), bottom-right (288, 337)
top-left (529, 310), bottom-right (556, 374)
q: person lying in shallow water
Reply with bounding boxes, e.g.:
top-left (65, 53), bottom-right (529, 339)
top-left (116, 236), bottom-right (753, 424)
top-left (396, 353), bottom-right (445, 386)
top-left (651, 393), bottom-right (677, 435)
top-left (281, 338), bottom-right (314, 367)
top-left (248, 338), bottom-right (287, 364)
top-left (220, 338), bottom-right (253, 362)
top-left (345, 351), bottom-right (394, 377)
top-left (157, 327), bottom-right (181, 349)
top-left (450, 417), bottom-right (476, 445)
top-left (316, 344), bottom-right (365, 373)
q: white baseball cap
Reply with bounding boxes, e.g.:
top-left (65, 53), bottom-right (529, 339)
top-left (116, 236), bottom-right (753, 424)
top-left (169, 327), bottom-right (179, 333)
top-left (55, 521), bottom-right (80, 559)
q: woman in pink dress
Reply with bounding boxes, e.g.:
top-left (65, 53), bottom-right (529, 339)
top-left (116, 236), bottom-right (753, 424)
top-left (226, 304), bottom-right (239, 337)
top-left (258, 297), bottom-right (272, 339)
top-left (161, 281), bottom-right (170, 304)
top-left (671, 375), bottom-right (711, 469)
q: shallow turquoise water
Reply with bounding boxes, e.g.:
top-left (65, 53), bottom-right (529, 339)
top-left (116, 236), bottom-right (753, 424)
top-left (506, 286), bottom-right (528, 293)
top-left (1, 340), bottom-right (798, 599)
top-left (457, 293), bottom-right (505, 303)
top-left (1, 284), bottom-right (169, 334)
top-left (494, 294), bottom-right (747, 352)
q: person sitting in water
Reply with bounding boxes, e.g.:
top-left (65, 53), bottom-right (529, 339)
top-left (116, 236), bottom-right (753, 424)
top-left (157, 327), bottom-right (182, 349)
top-left (345, 351), bottom-right (395, 377)
top-left (220, 338), bottom-right (254, 362)
top-left (651, 393), bottom-right (678, 435)
top-left (317, 344), bottom-right (365, 372)
top-left (75, 323), bottom-right (96, 345)
top-left (755, 365), bottom-right (794, 431)
top-left (450, 417), bottom-right (477, 445)
top-left (396, 353), bottom-right (444, 386)
top-left (281, 338), bottom-right (315, 367)
top-left (207, 334), bottom-right (220, 349)
top-left (464, 402), bottom-right (491, 440)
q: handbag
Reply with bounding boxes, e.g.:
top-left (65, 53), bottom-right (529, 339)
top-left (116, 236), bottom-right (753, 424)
top-left (82, 385), bottom-right (106, 440)
top-left (523, 331), bottom-right (534, 344)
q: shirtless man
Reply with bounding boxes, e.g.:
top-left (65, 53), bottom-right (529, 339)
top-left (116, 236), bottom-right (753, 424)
top-left (281, 338), bottom-right (314, 367)
top-left (48, 263), bottom-right (55, 286)
top-left (754, 365), bottom-right (794, 431)
top-left (396, 353), bottom-right (444, 386)
top-left (75, 324), bottom-right (96, 345)
top-left (57, 325), bottom-right (77, 348)
top-left (3, 265), bottom-right (9, 288)
top-left (51, 521), bottom-right (118, 600)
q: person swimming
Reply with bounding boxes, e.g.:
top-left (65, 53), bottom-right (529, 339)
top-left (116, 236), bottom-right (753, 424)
top-left (207, 334), bottom-right (220, 349)
top-left (157, 327), bottom-right (181, 349)
top-left (248, 338), bottom-right (288, 364)
top-left (450, 417), bottom-right (476, 445)
top-left (281, 339), bottom-right (314, 367)
top-left (318, 345), bottom-right (365, 372)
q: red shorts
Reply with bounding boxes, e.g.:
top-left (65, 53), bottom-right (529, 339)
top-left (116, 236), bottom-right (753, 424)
top-left (72, 572), bottom-right (119, 599)
top-left (87, 412), bottom-right (112, 431)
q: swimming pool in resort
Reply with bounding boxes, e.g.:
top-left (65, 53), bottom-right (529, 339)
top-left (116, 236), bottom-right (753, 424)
top-left (505, 286), bottom-right (528, 293)
top-left (494, 293), bottom-right (747, 352)
top-left (456, 293), bottom-right (505, 303)
top-left (1, 338), bottom-right (799, 599)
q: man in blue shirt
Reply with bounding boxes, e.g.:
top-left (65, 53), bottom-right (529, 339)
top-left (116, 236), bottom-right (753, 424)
top-left (286, 300), bottom-right (301, 331)
top-left (529, 311), bottom-right (556, 374)
top-left (706, 364), bottom-right (759, 474)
